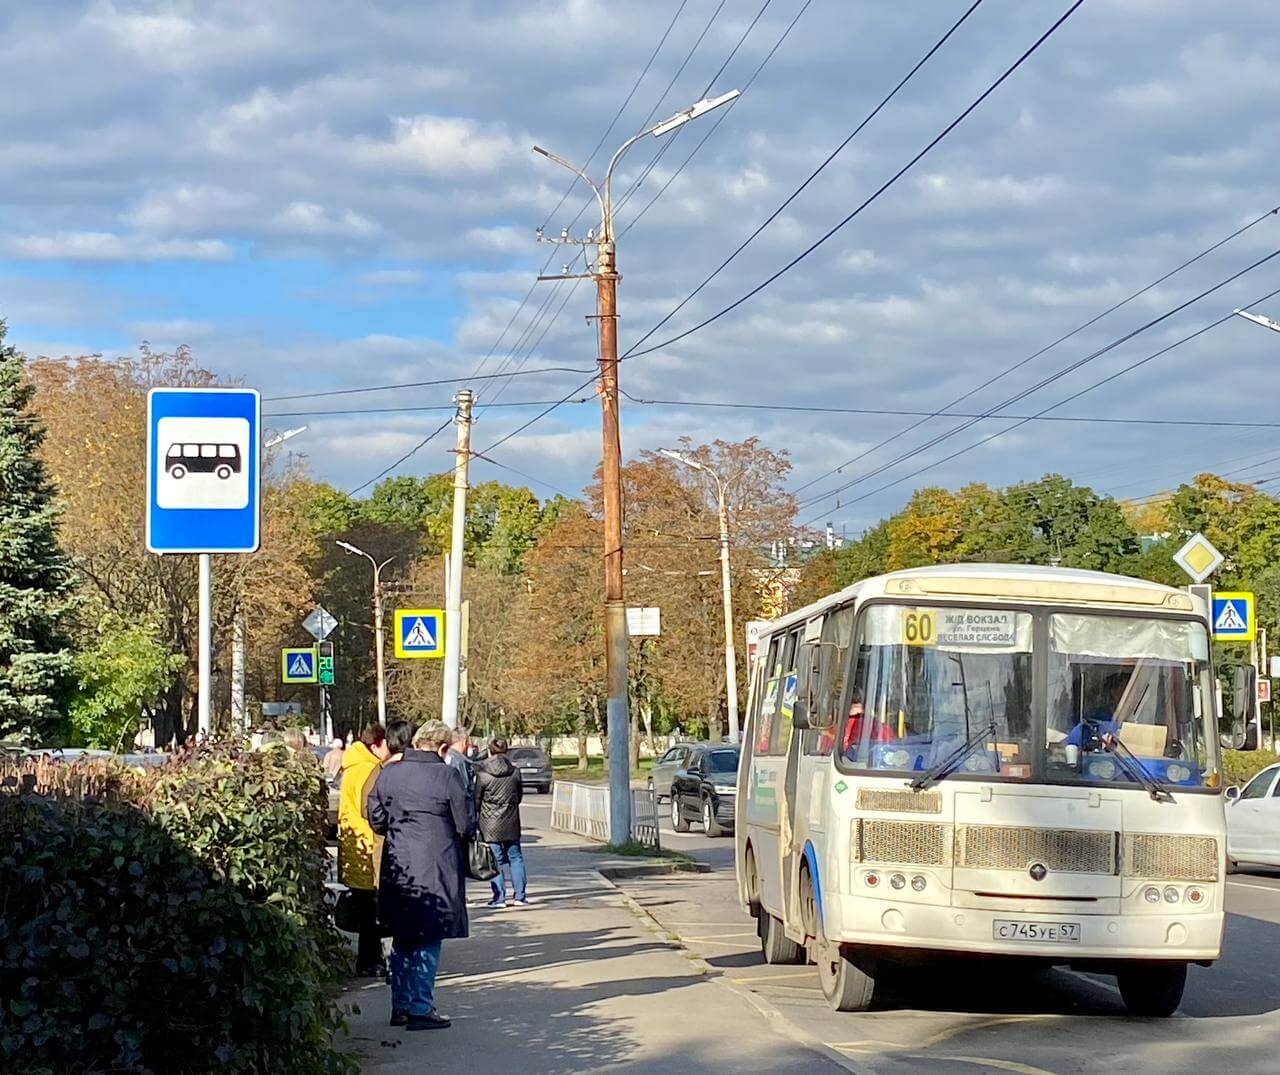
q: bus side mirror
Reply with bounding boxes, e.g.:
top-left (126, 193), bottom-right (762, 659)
top-left (792, 647), bottom-right (819, 731)
top-left (1227, 666), bottom-right (1257, 751)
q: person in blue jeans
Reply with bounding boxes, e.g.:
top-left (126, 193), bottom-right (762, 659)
top-left (475, 738), bottom-right (528, 907)
top-left (368, 719), bottom-right (473, 1031)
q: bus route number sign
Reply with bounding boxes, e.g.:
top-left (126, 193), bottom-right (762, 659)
top-left (902, 609), bottom-right (936, 646)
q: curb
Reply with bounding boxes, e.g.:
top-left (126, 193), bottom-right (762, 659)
top-left (595, 867), bottom-right (873, 1075)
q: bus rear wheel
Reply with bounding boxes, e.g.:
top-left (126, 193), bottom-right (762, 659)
top-left (816, 940), bottom-right (878, 1012)
top-left (759, 912), bottom-right (804, 965)
top-left (1115, 961), bottom-right (1186, 1017)
top-left (169, 464), bottom-right (187, 479)
top-left (216, 464), bottom-right (233, 479)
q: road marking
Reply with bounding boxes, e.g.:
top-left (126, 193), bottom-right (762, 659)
top-left (827, 1014), bottom-right (1061, 1057)
top-left (732, 970), bottom-right (816, 983)
top-left (927, 1056), bottom-right (1059, 1075)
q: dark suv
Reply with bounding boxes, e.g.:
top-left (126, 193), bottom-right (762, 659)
top-left (508, 746), bottom-right (553, 793)
top-left (670, 745), bottom-right (740, 838)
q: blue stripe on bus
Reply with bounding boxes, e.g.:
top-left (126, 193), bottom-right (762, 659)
top-left (803, 841), bottom-right (823, 933)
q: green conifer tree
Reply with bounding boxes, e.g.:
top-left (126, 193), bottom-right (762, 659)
top-left (0, 320), bottom-right (75, 742)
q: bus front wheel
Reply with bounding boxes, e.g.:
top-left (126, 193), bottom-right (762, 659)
top-left (816, 940), bottom-right (878, 1012)
top-left (169, 464), bottom-right (187, 479)
top-left (216, 464), bottom-right (233, 480)
top-left (1115, 961), bottom-right (1186, 1017)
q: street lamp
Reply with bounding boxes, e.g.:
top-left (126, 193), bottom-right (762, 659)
top-left (534, 87), bottom-right (740, 841)
top-left (1233, 308), bottom-right (1280, 334)
top-left (660, 448), bottom-right (744, 745)
top-left (336, 540), bottom-right (394, 724)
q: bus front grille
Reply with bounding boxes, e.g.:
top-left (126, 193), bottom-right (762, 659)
top-left (854, 819), bottom-right (950, 866)
top-left (1122, 833), bottom-right (1218, 881)
top-left (855, 788), bottom-right (943, 814)
top-left (956, 825), bottom-right (1116, 875)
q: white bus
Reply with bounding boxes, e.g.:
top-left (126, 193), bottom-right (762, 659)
top-left (736, 564), bottom-right (1228, 1016)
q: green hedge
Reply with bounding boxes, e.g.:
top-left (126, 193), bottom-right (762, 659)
top-left (1222, 748), bottom-right (1280, 789)
top-left (0, 742), bottom-right (354, 1074)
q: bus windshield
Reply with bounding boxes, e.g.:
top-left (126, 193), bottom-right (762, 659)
top-left (841, 605), bottom-right (1034, 778)
top-left (839, 603), bottom-right (1218, 789)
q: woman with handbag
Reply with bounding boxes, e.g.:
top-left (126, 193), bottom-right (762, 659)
top-left (368, 719), bottom-right (474, 1031)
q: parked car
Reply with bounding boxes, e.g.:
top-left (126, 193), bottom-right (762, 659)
top-left (509, 746), bottom-right (553, 793)
top-left (670, 745), bottom-right (740, 838)
top-left (648, 742), bottom-right (698, 802)
top-left (1226, 762), bottom-right (1280, 869)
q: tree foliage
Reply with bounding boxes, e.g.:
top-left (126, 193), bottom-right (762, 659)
top-left (0, 323), bottom-right (75, 743)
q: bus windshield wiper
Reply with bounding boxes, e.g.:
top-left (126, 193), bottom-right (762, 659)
top-left (910, 720), bottom-right (997, 792)
top-left (1101, 732), bottom-right (1174, 803)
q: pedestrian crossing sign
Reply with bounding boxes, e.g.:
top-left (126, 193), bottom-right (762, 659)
top-left (394, 608), bottom-right (445, 659)
top-left (1211, 592), bottom-right (1255, 643)
top-left (281, 647), bottom-right (318, 683)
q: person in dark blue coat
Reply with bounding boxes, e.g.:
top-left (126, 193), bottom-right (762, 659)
top-left (368, 718), bottom-right (474, 1031)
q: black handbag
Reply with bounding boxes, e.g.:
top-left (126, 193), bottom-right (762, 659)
top-left (467, 838), bottom-right (499, 881)
top-left (333, 888), bottom-right (394, 937)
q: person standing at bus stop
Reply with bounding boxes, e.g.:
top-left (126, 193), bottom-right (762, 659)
top-left (338, 724), bottom-right (390, 976)
top-left (369, 720), bottom-right (472, 1031)
top-left (475, 738), bottom-right (528, 908)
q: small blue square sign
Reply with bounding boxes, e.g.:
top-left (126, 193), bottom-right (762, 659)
top-left (146, 388), bottom-right (261, 553)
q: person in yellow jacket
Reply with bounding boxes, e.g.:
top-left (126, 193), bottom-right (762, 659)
top-left (339, 724), bottom-right (390, 975)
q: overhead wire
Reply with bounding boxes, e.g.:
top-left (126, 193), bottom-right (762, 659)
top-left (618, 0), bottom-right (1085, 363)
top-left (620, 0), bottom-right (986, 354)
top-left (797, 279), bottom-right (1280, 527)
top-left (796, 247), bottom-right (1280, 513)
top-left (348, 416), bottom-right (453, 496)
top-left (790, 202), bottom-right (1280, 496)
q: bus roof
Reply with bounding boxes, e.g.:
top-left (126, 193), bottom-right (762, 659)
top-left (763, 563), bottom-right (1201, 635)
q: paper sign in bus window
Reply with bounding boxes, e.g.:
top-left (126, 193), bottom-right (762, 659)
top-left (156, 416), bottom-right (251, 510)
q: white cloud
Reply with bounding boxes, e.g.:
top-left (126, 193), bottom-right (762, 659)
top-left (356, 269), bottom-right (426, 287)
top-left (836, 248), bottom-right (883, 273)
top-left (273, 201), bottom-right (380, 238)
top-left (123, 183), bottom-right (256, 233)
top-left (1, 232), bottom-right (233, 262)
top-left (463, 225), bottom-right (526, 254)
top-left (356, 115), bottom-right (521, 176)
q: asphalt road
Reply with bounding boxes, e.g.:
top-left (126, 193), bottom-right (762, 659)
top-left (526, 795), bottom-right (1280, 1074)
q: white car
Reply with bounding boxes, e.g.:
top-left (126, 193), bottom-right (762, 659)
top-left (1225, 763), bottom-right (1280, 869)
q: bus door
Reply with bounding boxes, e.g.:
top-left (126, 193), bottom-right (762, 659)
top-left (781, 604), bottom-right (856, 936)
top-left (750, 630), bottom-right (797, 914)
top-left (781, 618), bottom-right (820, 931)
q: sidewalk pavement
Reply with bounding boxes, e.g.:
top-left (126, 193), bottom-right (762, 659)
top-left (337, 821), bottom-right (847, 1074)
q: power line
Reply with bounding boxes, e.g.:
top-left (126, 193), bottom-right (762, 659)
top-left (799, 280), bottom-right (1280, 526)
top-left (619, 0), bottom-right (1084, 362)
top-left (797, 247), bottom-right (1280, 512)
top-left (790, 202), bottom-right (1280, 496)
top-left (348, 416), bottom-right (453, 496)
top-left (471, 451), bottom-right (579, 500)
top-left (264, 365), bottom-right (596, 404)
top-left (621, 0), bottom-right (986, 355)
top-left (616, 390), bottom-right (1280, 429)
top-left (620, 0), bottom-right (815, 238)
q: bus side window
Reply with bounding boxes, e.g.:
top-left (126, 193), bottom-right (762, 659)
top-left (754, 636), bottom-right (782, 754)
top-left (808, 604), bottom-right (855, 756)
top-left (765, 630), bottom-right (801, 757)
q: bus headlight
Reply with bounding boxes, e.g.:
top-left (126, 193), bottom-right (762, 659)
top-left (1087, 759), bottom-right (1117, 780)
top-left (1163, 886), bottom-right (1180, 904)
top-left (911, 875), bottom-right (927, 892)
top-left (889, 873), bottom-right (906, 890)
top-left (1143, 886), bottom-right (1161, 904)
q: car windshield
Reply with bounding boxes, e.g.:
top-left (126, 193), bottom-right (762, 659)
top-left (509, 748), bottom-right (546, 762)
top-left (841, 605), bottom-right (1034, 777)
top-left (707, 749), bottom-right (739, 774)
top-left (1046, 614), bottom-right (1214, 788)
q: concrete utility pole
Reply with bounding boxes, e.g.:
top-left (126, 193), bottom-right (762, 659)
top-left (336, 540), bottom-right (393, 725)
top-left (533, 88), bottom-right (739, 843)
top-left (442, 389), bottom-right (473, 729)
top-left (661, 449), bottom-right (743, 744)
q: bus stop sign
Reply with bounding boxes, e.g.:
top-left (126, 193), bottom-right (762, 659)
top-left (146, 388), bottom-right (261, 553)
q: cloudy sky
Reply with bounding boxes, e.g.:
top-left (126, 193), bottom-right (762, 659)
top-left (4, 0), bottom-right (1280, 536)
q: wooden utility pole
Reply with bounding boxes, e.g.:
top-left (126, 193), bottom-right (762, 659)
top-left (442, 389), bottom-right (473, 728)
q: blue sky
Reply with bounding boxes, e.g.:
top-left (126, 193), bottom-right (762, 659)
top-left (4, 0), bottom-right (1280, 534)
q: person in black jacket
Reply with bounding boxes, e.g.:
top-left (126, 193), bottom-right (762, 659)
top-left (368, 719), bottom-right (473, 1031)
top-left (474, 738), bottom-right (527, 908)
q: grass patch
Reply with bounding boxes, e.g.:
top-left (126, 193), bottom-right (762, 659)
top-left (605, 840), bottom-right (694, 863)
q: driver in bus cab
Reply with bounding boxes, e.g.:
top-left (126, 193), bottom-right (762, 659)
top-left (1063, 672), bottom-right (1127, 750)
top-left (839, 688), bottom-right (893, 760)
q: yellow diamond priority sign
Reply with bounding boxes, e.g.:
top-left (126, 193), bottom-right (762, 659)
top-left (1172, 532), bottom-right (1224, 584)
